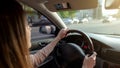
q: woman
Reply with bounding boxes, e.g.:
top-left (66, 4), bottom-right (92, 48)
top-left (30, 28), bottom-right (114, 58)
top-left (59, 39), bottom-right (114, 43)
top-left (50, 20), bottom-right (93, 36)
top-left (0, 0), bottom-right (96, 68)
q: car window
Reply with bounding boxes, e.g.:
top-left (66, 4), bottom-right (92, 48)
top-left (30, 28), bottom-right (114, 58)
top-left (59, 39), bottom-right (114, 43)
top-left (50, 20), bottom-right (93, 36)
top-left (23, 5), bottom-right (56, 41)
top-left (57, 0), bottom-right (120, 35)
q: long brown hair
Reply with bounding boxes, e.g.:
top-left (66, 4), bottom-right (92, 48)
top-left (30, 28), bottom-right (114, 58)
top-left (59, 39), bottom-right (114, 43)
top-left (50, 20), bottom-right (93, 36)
top-left (0, 0), bottom-right (33, 68)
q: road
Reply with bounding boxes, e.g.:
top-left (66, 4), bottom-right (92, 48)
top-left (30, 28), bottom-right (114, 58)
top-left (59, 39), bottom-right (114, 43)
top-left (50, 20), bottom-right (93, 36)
top-left (68, 20), bottom-right (120, 35)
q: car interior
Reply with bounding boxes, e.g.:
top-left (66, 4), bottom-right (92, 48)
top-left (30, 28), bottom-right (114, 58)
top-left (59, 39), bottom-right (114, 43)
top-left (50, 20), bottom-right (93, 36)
top-left (18, 0), bottom-right (120, 68)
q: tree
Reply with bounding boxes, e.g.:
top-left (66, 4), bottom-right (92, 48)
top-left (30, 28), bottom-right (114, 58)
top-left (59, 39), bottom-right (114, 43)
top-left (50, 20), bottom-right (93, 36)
top-left (58, 10), bottom-right (77, 19)
top-left (58, 11), bottom-right (69, 18)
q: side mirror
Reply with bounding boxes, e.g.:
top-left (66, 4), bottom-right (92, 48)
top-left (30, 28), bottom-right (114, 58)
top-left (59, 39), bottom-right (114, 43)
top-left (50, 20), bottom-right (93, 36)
top-left (39, 25), bottom-right (56, 34)
top-left (105, 0), bottom-right (120, 9)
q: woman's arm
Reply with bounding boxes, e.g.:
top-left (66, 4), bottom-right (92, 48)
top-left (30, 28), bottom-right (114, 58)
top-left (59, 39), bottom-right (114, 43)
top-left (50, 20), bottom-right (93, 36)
top-left (30, 28), bottom-right (68, 67)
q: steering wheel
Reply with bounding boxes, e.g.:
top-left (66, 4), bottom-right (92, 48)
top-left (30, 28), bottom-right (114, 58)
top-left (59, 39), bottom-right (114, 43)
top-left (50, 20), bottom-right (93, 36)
top-left (54, 29), bottom-right (94, 68)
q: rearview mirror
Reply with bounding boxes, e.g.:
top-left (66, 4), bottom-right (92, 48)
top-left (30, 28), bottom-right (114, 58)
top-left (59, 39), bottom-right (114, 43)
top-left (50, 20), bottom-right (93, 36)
top-left (44, 0), bottom-right (98, 12)
top-left (105, 0), bottom-right (120, 9)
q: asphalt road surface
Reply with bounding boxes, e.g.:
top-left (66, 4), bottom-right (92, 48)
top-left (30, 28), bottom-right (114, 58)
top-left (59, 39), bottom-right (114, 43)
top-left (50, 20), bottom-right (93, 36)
top-left (68, 20), bottom-right (120, 35)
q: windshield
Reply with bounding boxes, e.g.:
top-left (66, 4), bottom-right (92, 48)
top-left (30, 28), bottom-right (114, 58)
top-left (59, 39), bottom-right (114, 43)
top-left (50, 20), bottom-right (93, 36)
top-left (57, 0), bottom-right (120, 35)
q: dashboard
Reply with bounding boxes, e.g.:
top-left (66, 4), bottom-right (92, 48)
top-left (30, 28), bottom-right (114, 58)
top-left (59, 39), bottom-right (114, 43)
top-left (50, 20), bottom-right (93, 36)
top-left (62, 33), bottom-right (120, 64)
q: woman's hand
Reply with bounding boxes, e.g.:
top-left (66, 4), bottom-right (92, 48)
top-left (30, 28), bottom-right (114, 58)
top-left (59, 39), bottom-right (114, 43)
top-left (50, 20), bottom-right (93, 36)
top-left (82, 52), bottom-right (97, 68)
top-left (56, 28), bottom-right (69, 40)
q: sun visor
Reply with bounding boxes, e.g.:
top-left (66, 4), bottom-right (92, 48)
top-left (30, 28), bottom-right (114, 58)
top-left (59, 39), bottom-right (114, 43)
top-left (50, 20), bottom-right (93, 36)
top-left (44, 0), bottom-right (98, 12)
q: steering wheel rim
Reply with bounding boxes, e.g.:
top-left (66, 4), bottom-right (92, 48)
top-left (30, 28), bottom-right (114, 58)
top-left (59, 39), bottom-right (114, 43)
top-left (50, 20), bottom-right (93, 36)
top-left (53, 29), bottom-right (95, 68)
top-left (67, 29), bottom-right (94, 54)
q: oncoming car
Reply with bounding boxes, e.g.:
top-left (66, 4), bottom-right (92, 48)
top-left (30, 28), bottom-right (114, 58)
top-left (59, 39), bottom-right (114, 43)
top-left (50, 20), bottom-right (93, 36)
top-left (19, 0), bottom-right (120, 68)
top-left (62, 18), bottom-right (74, 24)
